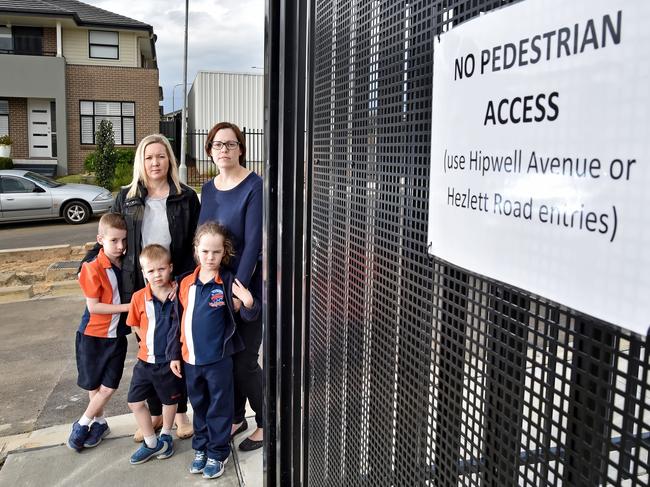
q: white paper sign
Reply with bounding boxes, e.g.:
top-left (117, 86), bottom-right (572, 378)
top-left (427, 0), bottom-right (650, 335)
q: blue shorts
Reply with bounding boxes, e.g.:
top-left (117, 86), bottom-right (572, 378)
top-left (75, 331), bottom-right (127, 391)
top-left (127, 360), bottom-right (184, 405)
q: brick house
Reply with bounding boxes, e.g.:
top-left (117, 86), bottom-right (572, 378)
top-left (0, 0), bottom-right (161, 175)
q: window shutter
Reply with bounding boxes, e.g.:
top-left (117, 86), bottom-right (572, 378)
top-left (81, 116), bottom-right (94, 144)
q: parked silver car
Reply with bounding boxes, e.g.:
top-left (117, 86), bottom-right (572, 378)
top-left (0, 170), bottom-right (114, 225)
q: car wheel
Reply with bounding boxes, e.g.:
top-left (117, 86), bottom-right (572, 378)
top-left (63, 201), bottom-right (91, 224)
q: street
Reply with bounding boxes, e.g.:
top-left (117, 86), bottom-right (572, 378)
top-left (0, 217), bottom-right (100, 250)
top-left (0, 295), bottom-right (136, 437)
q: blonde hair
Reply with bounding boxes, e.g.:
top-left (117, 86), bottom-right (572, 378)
top-left (126, 134), bottom-right (182, 198)
top-left (139, 244), bottom-right (172, 266)
top-left (193, 222), bottom-right (235, 265)
top-left (98, 212), bottom-right (126, 234)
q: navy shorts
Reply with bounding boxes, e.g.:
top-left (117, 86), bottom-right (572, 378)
top-left (127, 360), bottom-right (184, 405)
top-left (75, 331), bottom-right (128, 391)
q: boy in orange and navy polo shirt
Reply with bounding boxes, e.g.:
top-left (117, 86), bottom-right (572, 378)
top-left (68, 213), bottom-right (131, 452)
top-left (125, 244), bottom-right (184, 465)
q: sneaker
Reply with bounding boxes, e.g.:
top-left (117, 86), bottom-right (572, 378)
top-left (67, 422), bottom-right (90, 452)
top-left (189, 450), bottom-right (207, 474)
top-left (156, 434), bottom-right (174, 459)
top-left (129, 439), bottom-right (167, 465)
top-left (202, 458), bottom-right (227, 479)
top-left (83, 422), bottom-right (110, 448)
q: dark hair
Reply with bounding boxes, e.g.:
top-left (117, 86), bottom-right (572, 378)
top-left (193, 221), bottom-right (236, 265)
top-left (204, 122), bottom-right (246, 166)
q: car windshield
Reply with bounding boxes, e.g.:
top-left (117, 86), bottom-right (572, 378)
top-left (24, 172), bottom-right (64, 188)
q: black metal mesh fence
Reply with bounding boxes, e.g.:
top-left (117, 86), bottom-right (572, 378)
top-left (307, 1), bottom-right (650, 486)
top-left (185, 128), bottom-right (264, 187)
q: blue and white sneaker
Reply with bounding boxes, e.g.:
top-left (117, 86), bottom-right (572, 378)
top-left (189, 450), bottom-right (207, 474)
top-left (156, 434), bottom-right (174, 459)
top-left (129, 439), bottom-right (167, 465)
top-left (67, 422), bottom-right (89, 452)
top-left (202, 457), bottom-right (228, 479)
top-left (83, 422), bottom-right (110, 448)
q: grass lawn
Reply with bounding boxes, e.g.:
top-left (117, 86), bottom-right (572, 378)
top-left (57, 173), bottom-right (96, 185)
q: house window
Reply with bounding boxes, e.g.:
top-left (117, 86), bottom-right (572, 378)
top-left (12, 27), bottom-right (43, 55)
top-left (89, 30), bottom-right (118, 59)
top-left (0, 26), bottom-right (11, 53)
top-left (80, 101), bottom-right (135, 145)
top-left (0, 100), bottom-right (8, 137)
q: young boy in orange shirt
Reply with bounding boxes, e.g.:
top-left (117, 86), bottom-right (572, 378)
top-left (125, 244), bottom-right (184, 464)
top-left (68, 213), bottom-right (131, 451)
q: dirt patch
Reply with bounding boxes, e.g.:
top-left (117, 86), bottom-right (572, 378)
top-left (0, 245), bottom-right (89, 297)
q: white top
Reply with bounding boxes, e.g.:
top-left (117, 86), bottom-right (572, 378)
top-left (141, 196), bottom-right (171, 250)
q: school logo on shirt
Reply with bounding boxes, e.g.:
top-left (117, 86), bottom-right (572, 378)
top-left (208, 287), bottom-right (225, 308)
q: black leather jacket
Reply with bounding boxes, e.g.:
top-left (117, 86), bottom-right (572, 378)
top-left (83, 179), bottom-right (200, 302)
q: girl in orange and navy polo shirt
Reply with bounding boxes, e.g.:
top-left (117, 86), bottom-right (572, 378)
top-left (170, 222), bottom-right (259, 480)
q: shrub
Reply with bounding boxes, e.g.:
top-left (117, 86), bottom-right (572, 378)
top-left (112, 161), bottom-right (133, 190)
top-left (85, 149), bottom-right (133, 173)
top-left (0, 135), bottom-right (11, 145)
top-left (0, 157), bottom-right (13, 169)
top-left (94, 120), bottom-right (117, 190)
top-left (115, 148), bottom-right (135, 166)
top-left (84, 152), bottom-right (96, 172)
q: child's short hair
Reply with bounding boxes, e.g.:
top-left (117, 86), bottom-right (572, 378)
top-left (139, 244), bottom-right (172, 265)
top-left (98, 212), bottom-right (127, 234)
top-left (193, 222), bottom-right (235, 265)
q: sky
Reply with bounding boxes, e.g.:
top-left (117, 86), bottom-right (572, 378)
top-left (83, 0), bottom-right (265, 113)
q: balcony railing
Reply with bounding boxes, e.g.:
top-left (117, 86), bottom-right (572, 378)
top-left (0, 49), bottom-right (57, 57)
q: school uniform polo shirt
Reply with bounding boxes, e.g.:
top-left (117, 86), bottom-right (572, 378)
top-left (78, 248), bottom-right (129, 338)
top-left (178, 266), bottom-right (227, 366)
top-left (126, 283), bottom-right (176, 363)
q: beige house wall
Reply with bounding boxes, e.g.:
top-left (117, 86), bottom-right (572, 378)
top-left (62, 29), bottom-right (140, 67)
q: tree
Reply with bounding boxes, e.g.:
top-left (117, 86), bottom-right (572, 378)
top-left (94, 120), bottom-right (117, 190)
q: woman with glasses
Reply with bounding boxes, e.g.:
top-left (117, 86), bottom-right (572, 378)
top-left (198, 122), bottom-right (264, 452)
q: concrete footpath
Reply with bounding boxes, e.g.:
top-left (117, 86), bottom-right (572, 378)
top-left (0, 295), bottom-right (263, 486)
top-left (0, 411), bottom-right (262, 486)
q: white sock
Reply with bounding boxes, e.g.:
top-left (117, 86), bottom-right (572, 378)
top-left (144, 434), bottom-right (157, 449)
top-left (78, 415), bottom-right (92, 427)
top-left (93, 416), bottom-right (107, 425)
top-left (160, 427), bottom-right (172, 436)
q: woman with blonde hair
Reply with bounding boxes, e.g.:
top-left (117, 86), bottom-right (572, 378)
top-left (82, 133), bottom-right (200, 442)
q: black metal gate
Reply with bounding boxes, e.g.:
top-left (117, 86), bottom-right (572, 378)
top-left (265, 1), bottom-right (650, 486)
top-left (159, 115), bottom-right (181, 160)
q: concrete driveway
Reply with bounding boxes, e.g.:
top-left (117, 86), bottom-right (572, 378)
top-left (0, 217), bottom-right (100, 250)
top-left (0, 295), bottom-right (136, 437)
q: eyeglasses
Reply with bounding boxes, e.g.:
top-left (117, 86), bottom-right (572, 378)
top-left (209, 140), bottom-right (240, 151)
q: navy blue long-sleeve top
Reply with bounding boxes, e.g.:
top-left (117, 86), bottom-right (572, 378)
top-left (198, 172), bottom-right (263, 287)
